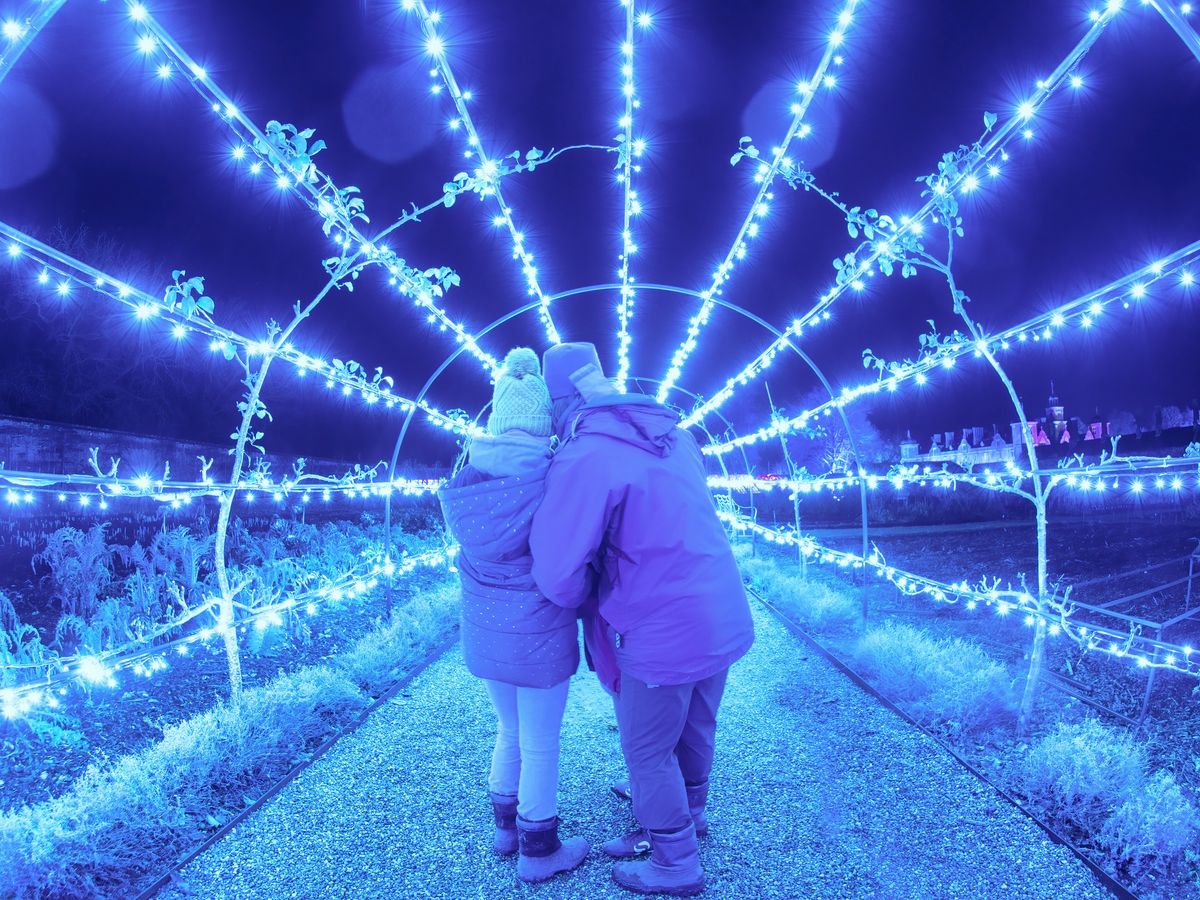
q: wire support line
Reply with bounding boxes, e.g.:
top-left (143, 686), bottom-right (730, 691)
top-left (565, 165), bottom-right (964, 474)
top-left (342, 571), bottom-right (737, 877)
top-left (709, 453), bottom-right (1200, 496)
top-left (0, 548), bottom-right (456, 717)
top-left (684, 6), bottom-right (1122, 429)
top-left (656, 0), bottom-right (862, 402)
top-left (724, 513), bottom-right (1200, 678)
top-left (702, 237), bottom-right (1200, 453)
top-left (0, 222), bottom-right (481, 441)
top-left (0, 466), bottom-right (442, 503)
top-left (406, 0), bottom-right (563, 345)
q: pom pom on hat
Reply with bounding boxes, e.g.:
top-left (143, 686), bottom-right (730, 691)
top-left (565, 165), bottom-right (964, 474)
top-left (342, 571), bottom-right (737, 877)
top-left (502, 347), bottom-right (541, 378)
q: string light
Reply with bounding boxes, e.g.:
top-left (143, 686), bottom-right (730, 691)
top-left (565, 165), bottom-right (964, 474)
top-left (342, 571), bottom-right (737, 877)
top-left (2, 1), bottom-right (70, 86)
top-left (722, 513), bottom-right (1200, 678)
top-left (702, 239), bottom-right (1200, 454)
top-left (403, 0), bottom-right (563, 345)
top-left (686, 3), bottom-right (1122, 428)
top-left (1, 0), bottom-right (1195, 730)
top-left (656, 0), bottom-right (862, 403)
top-left (708, 453), bottom-right (1200, 498)
top-left (614, 1), bottom-right (649, 391)
top-left (0, 463), bottom-right (444, 513)
top-left (0, 220), bottom-right (483, 440)
top-left (0, 548), bottom-right (457, 721)
top-left (119, 1), bottom-right (502, 378)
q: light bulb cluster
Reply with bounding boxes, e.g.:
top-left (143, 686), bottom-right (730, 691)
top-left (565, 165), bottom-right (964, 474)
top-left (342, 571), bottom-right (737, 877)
top-left (121, 1), bottom-right (502, 378)
top-left (708, 452), bottom-right (1200, 500)
top-left (613, 1), bottom-right (652, 392)
top-left (0, 465), bottom-right (444, 514)
top-left (686, 4), bottom-right (1122, 431)
top-left (703, 241), bottom-right (1200, 455)
top-left (721, 512), bottom-right (1200, 678)
top-left (403, 0), bottom-right (563, 346)
top-left (656, 0), bottom-right (861, 403)
top-left (1, 221), bottom-right (484, 441)
top-left (0, 546), bottom-right (458, 721)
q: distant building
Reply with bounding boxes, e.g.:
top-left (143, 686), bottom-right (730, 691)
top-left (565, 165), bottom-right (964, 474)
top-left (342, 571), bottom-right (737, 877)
top-left (899, 386), bottom-right (1110, 466)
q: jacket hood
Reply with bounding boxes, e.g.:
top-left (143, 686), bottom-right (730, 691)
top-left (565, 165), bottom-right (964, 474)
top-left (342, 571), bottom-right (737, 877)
top-left (571, 394), bottom-right (680, 458)
top-left (468, 430), bottom-right (552, 479)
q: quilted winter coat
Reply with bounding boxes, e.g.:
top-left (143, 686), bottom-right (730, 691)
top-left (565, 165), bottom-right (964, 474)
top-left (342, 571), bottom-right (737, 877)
top-left (438, 433), bottom-right (580, 688)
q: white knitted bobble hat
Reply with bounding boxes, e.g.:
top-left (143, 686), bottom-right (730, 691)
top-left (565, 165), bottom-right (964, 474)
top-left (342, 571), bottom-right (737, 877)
top-left (488, 347), bottom-right (554, 436)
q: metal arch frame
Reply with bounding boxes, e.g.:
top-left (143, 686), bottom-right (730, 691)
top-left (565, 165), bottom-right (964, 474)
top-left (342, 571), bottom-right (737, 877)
top-left (9, 3), bottom-right (1200, 586)
top-left (384, 282), bottom-right (872, 575)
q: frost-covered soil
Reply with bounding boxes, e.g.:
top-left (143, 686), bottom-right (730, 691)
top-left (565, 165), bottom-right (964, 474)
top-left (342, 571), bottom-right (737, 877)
top-left (167, 602), bottom-right (1111, 900)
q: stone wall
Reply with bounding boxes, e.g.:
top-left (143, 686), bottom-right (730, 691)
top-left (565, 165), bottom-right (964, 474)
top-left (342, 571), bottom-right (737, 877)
top-left (0, 414), bottom-right (371, 482)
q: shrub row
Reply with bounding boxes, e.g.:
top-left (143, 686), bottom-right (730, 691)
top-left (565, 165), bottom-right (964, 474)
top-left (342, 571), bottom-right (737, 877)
top-left (851, 621), bottom-right (1016, 736)
top-left (0, 581), bottom-right (460, 899)
top-left (734, 545), bottom-right (859, 631)
top-left (1023, 719), bottom-right (1200, 880)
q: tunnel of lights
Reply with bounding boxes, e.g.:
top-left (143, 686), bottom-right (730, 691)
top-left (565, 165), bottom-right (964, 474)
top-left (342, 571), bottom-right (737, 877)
top-left (1, 0), bottom-right (1200, 725)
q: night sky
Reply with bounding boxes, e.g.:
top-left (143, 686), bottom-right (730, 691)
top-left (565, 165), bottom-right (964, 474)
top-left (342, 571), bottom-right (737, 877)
top-left (1, 0), bottom-right (1198, 469)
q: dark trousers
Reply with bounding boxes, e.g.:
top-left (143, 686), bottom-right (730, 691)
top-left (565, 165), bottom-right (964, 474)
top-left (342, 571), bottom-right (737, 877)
top-left (616, 668), bottom-right (730, 832)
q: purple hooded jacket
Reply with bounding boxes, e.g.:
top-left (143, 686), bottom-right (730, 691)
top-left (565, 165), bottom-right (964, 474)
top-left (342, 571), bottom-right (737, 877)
top-left (530, 394), bottom-right (754, 691)
top-left (438, 437), bottom-right (580, 688)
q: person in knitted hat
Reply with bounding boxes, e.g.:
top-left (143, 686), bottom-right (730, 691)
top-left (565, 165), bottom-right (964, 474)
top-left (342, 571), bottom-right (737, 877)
top-left (437, 347), bottom-right (588, 883)
top-left (530, 342), bottom-right (753, 897)
top-left (486, 347), bottom-right (554, 437)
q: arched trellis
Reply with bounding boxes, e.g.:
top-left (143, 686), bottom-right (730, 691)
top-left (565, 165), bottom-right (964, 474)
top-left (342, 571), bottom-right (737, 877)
top-left (383, 282), bottom-right (874, 612)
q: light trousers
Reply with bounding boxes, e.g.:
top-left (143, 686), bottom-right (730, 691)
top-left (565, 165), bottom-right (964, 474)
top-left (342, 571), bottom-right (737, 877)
top-left (483, 678), bottom-right (570, 821)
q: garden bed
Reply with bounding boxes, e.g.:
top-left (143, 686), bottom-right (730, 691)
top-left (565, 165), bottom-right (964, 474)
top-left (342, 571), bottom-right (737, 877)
top-left (1, 503), bottom-right (444, 809)
top-left (736, 537), bottom-right (1200, 899)
top-left (0, 506), bottom-right (461, 898)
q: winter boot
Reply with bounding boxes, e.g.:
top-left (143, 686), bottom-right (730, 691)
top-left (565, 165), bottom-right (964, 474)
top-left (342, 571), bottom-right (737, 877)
top-left (488, 792), bottom-right (518, 856)
top-left (602, 827), bottom-right (651, 858)
top-left (516, 815), bottom-right (590, 883)
top-left (686, 780), bottom-right (709, 837)
top-left (611, 822), bottom-right (705, 896)
top-left (611, 778), bottom-right (633, 801)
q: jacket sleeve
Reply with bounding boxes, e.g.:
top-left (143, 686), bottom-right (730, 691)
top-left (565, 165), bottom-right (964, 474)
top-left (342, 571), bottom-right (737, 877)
top-left (531, 449), bottom-right (613, 609)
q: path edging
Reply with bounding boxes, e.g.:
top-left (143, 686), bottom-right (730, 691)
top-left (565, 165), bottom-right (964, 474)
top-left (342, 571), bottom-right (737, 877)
top-left (749, 587), bottom-right (1137, 900)
top-left (135, 628), bottom-right (460, 900)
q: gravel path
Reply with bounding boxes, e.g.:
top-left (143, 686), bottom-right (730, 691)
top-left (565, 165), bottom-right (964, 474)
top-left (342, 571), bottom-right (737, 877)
top-left (168, 602), bottom-right (1113, 900)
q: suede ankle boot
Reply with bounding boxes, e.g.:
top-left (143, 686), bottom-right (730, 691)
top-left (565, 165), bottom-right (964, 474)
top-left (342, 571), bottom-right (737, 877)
top-left (611, 822), bottom-right (705, 897)
top-left (516, 815), bottom-right (590, 883)
top-left (488, 792), bottom-right (518, 856)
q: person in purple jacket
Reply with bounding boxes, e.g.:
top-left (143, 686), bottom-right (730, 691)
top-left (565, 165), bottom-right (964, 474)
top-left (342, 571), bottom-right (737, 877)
top-left (530, 342), bottom-right (755, 897)
top-left (438, 348), bottom-right (589, 883)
